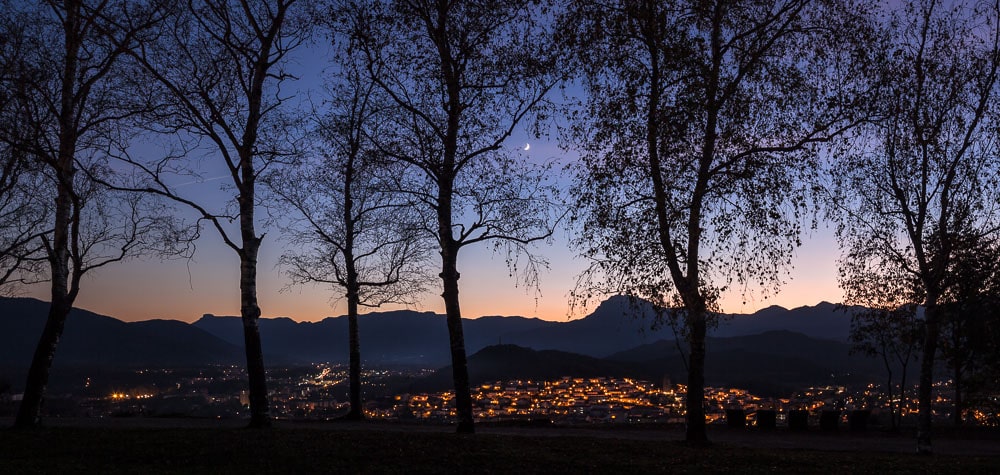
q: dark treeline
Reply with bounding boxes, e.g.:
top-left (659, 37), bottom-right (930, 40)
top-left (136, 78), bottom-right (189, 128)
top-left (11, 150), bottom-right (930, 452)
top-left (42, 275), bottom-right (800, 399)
top-left (1, 0), bottom-right (999, 455)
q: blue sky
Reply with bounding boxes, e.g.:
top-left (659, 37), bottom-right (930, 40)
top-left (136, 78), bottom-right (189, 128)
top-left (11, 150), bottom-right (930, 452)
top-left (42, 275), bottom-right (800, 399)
top-left (22, 18), bottom-right (845, 323)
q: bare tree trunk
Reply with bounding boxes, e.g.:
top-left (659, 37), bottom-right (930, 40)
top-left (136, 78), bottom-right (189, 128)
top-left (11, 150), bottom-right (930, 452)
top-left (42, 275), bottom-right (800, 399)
top-left (898, 360), bottom-right (909, 431)
top-left (949, 321), bottom-right (966, 427)
top-left (440, 242), bottom-right (473, 433)
top-left (953, 365), bottom-right (963, 426)
top-left (885, 366), bottom-right (897, 432)
top-left (240, 238), bottom-right (270, 428)
top-left (685, 305), bottom-right (708, 444)
top-left (642, 15), bottom-right (709, 444)
top-left (15, 5), bottom-right (79, 428)
top-left (917, 301), bottom-right (941, 454)
top-left (14, 295), bottom-right (71, 428)
top-left (342, 149), bottom-right (363, 421)
top-left (15, 175), bottom-right (73, 429)
top-left (877, 347), bottom-right (898, 432)
top-left (438, 62), bottom-right (474, 434)
top-left (345, 287), bottom-right (363, 420)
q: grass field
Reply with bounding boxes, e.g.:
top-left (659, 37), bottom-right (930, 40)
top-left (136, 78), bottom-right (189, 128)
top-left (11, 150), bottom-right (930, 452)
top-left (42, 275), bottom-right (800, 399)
top-left (2, 424), bottom-right (999, 474)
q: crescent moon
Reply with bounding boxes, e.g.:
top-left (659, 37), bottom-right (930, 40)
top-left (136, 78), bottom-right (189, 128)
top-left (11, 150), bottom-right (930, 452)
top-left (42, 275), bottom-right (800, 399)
top-left (524, 143), bottom-right (530, 151)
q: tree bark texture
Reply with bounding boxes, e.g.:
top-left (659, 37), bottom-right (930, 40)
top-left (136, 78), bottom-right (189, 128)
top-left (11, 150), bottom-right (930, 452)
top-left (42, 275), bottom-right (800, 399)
top-left (14, 153), bottom-right (77, 429)
top-left (346, 289), bottom-right (363, 420)
top-left (342, 149), bottom-right (363, 421)
top-left (685, 311), bottom-right (708, 443)
top-left (14, 295), bottom-right (72, 428)
top-left (240, 237), bottom-right (271, 428)
top-left (440, 242), bottom-right (474, 433)
top-left (917, 302), bottom-right (941, 454)
top-left (15, 167), bottom-right (75, 429)
top-left (14, 1), bottom-right (80, 428)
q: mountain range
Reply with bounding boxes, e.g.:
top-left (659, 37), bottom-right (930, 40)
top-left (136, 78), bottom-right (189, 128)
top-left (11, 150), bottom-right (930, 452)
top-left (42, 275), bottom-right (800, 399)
top-left (411, 329), bottom-right (884, 396)
top-left (0, 295), bottom-right (878, 393)
top-left (0, 297), bottom-right (244, 369)
top-left (187, 295), bottom-right (856, 365)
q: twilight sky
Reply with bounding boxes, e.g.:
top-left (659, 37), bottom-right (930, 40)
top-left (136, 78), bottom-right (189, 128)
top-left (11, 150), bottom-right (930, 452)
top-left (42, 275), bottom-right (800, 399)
top-left (24, 211), bottom-right (843, 324)
top-left (22, 35), bottom-right (845, 324)
top-left (23, 137), bottom-right (844, 325)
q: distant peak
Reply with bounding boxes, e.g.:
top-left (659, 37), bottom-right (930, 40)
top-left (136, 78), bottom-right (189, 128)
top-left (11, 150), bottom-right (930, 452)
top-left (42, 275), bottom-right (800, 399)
top-left (789, 301), bottom-right (837, 311)
top-left (596, 295), bottom-right (652, 310)
top-left (475, 314), bottom-right (530, 320)
top-left (602, 294), bottom-right (641, 305)
top-left (753, 304), bottom-right (788, 315)
top-left (195, 313), bottom-right (234, 323)
top-left (265, 316), bottom-right (296, 322)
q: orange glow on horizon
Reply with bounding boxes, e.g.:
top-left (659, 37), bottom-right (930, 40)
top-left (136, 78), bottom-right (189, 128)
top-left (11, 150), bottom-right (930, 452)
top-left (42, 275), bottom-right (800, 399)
top-left (26, 226), bottom-right (842, 323)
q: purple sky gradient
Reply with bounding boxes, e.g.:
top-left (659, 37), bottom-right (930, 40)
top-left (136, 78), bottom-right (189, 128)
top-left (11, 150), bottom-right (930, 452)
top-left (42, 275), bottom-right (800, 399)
top-left (22, 29), bottom-right (845, 323)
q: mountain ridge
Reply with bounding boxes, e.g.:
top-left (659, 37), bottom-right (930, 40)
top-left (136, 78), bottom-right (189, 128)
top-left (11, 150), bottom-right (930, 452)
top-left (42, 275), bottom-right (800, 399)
top-left (412, 333), bottom-right (884, 396)
top-left (1, 295), bottom-right (856, 369)
top-left (0, 297), bottom-right (244, 369)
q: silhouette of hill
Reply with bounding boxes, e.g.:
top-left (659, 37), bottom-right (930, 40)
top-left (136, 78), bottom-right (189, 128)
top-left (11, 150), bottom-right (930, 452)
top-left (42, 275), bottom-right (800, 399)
top-left (487, 297), bottom-right (855, 358)
top-left (495, 296), bottom-right (676, 357)
top-left (194, 310), bottom-right (455, 365)
top-left (190, 296), bottom-right (671, 364)
top-left (3, 296), bottom-right (861, 375)
top-left (713, 302), bottom-right (854, 341)
top-left (410, 330), bottom-right (886, 396)
top-left (192, 313), bottom-right (349, 364)
top-left (193, 310), bottom-right (561, 366)
top-left (607, 330), bottom-right (885, 395)
top-left (0, 297), bottom-right (243, 369)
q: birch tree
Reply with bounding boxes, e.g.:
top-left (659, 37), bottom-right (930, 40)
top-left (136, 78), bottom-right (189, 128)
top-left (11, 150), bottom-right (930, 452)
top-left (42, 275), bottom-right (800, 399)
top-left (0, 0), bottom-right (182, 429)
top-left (349, 0), bottom-right (561, 433)
top-left (831, 0), bottom-right (1000, 453)
top-left (936, 226), bottom-right (1000, 426)
top-left (106, 0), bottom-right (310, 428)
top-left (268, 63), bottom-right (431, 420)
top-left (562, 0), bottom-right (874, 443)
top-left (0, 17), bottom-right (48, 292)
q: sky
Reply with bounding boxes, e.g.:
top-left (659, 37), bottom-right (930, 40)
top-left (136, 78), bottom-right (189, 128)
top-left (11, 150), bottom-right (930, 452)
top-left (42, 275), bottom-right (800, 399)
top-left (20, 22), bottom-right (847, 324)
top-left (24, 206), bottom-right (844, 324)
top-left (22, 134), bottom-right (844, 324)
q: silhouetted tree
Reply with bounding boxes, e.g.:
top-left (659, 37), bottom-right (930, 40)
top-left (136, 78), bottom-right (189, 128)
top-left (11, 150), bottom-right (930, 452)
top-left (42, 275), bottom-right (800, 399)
top-left (268, 62), bottom-right (431, 420)
top-left (349, 0), bottom-right (562, 433)
top-left (0, 0), bottom-right (184, 429)
top-left (0, 148), bottom-right (47, 292)
top-left (848, 303), bottom-right (921, 431)
top-left (959, 293), bottom-right (1000, 425)
top-left (936, 226), bottom-right (1000, 426)
top-left (830, 0), bottom-right (1000, 453)
top-left (103, 0), bottom-right (310, 428)
top-left (0, 19), bottom-right (48, 292)
top-left (841, 223), bottom-right (924, 432)
top-left (562, 0), bottom-right (874, 443)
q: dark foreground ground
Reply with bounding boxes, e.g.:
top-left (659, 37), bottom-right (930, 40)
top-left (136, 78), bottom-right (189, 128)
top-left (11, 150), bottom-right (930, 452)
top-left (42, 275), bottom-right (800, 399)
top-left (1, 418), bottom-right (999, 474)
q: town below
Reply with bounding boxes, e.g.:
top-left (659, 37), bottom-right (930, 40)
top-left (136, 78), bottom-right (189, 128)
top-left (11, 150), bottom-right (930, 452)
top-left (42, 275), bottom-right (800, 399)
top-left (2, 363), bottom-right (994, 429)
